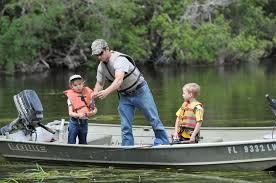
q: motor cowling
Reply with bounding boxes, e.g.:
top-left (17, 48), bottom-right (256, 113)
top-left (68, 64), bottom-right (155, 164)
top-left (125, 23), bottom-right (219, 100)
top-left (13, 90), bottom-right (43, 127)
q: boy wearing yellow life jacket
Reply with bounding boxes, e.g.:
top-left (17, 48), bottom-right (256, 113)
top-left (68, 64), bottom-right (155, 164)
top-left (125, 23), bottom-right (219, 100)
top-left (64, 75), bottom-right (97, 144)
top-left (173, 83), bottom-right (204, 143)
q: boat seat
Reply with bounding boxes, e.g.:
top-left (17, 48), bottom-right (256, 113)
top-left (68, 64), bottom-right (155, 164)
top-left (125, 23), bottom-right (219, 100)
top-left (200, 137), bottom-right (223, 143)
top-left (87, 135), bottom-right (112, 145)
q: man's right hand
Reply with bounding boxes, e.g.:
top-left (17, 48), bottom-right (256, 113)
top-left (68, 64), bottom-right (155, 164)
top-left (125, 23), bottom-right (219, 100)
top-left (94, 89), bottom-right (110, 99)
top-left (92, 91), bottom-right (99, 99)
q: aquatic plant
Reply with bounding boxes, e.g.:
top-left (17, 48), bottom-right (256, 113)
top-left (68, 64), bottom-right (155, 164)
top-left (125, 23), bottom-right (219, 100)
top-left (1, 163), bottom-right (95, 182)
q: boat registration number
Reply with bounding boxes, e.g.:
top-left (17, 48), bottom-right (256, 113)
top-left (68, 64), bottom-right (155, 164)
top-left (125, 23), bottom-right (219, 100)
top-left (227, 143), bottom-right (276, 154)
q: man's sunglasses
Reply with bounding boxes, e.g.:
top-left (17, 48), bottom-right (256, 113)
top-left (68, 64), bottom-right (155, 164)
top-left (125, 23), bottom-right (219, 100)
top-left (96, 51), bottom-right (104, 57)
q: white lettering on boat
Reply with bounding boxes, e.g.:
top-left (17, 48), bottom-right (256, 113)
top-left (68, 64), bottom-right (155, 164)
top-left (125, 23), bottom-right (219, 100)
top-left (228, 146), bottom-right (238, 154)
top-left (8, 143), bottom-right (47, 152)
top-left (227, 143), bottom-right (276, 154)
top-left (267, 144), bottom-right (272, 151)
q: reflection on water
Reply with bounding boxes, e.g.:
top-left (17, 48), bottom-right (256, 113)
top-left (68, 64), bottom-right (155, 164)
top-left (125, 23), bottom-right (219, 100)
top-left (1, 62), bottom-right (276, 181)
top-left (2, 62), bottom-right (276, 126)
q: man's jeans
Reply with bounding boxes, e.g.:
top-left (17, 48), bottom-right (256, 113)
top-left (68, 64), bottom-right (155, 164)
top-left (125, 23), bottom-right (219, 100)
top-left (118, 83), bottom-right (169, 146)
top-left (68, 117), bottom-right (88, 144)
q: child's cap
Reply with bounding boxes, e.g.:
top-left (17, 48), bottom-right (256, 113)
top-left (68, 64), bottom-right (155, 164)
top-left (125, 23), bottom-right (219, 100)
top-left (69, 74), bottom-right (82, 83)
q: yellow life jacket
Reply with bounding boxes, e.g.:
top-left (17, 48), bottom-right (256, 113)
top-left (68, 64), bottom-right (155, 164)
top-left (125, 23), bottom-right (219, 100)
top-left (64, 87), bottom-right (93, 114)
top-left (178, 100), bottom-right (203, 129)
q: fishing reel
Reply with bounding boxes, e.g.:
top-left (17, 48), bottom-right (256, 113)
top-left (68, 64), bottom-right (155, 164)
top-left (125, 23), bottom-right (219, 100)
top-left (265, 94), bottom-right (276, 116)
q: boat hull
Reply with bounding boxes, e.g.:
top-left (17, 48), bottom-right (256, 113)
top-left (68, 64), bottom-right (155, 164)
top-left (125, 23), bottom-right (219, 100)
top-left (1, 123), bottom-right (276, 171)
top-left (1, 138), bottom-right (276, 171)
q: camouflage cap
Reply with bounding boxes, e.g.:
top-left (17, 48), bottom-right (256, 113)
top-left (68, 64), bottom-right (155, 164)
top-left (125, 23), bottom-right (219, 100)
top-left (91, 39), bottom-right (108, 55)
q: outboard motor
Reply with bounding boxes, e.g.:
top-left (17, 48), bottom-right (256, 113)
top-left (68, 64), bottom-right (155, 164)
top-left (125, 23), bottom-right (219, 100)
top-left (14, 90), bottom-right (43, 129)
top-left (0, 90), bottom-right (55, 135)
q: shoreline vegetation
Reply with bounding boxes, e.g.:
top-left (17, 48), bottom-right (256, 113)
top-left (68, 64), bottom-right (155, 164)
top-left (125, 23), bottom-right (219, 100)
top-left (0, 0), bottom-right (275, 75)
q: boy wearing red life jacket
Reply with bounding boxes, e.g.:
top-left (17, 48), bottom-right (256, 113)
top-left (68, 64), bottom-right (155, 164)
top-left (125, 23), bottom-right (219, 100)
top-left (64, 75), bottom-right (97, 144)
top-left (173, 83), bottom-right (204, 144)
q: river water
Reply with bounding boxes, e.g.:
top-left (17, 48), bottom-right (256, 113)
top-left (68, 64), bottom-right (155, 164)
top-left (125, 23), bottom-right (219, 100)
top-left (1, 61), bottom-right (276, 182)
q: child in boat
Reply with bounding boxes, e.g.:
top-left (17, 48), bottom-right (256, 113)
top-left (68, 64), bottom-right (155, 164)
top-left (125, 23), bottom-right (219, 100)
top-left (173, 83), bottom-right (204, 143)
top-left (64, 75), bottom-right (97, 144)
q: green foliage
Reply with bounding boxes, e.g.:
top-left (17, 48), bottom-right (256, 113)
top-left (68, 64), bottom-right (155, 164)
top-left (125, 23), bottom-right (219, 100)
top-left (159, 15), bottom-right (231, 63)
top-left (0, 0), bottom-right (275, 74)
top-left (180, 17), bottom-right (230, 63)
top-left (96, 0), bottom-right (148, 60)
top-left (219, 0), bottom-right (276, 62)
top-left (0, 0), bottom-right (65, 74)
top-left (229, 33), bottom-right (257, 53)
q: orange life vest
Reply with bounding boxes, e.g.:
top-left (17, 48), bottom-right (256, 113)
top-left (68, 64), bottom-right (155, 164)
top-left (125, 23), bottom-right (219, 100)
top-left (178, 100), bottom-right (203, 129)
top-left (64, 87), bottom-right (93, 114)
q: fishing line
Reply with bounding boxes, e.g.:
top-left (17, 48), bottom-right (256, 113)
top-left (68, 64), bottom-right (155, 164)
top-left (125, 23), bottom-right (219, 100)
top-left (272, 117), bottom-right (276, 139)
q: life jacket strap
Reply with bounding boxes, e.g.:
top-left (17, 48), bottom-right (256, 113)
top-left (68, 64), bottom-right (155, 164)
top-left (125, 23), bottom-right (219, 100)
top-left (103, 55), bottom-right (137, 81)
top-left (74, 105), bottom-right (86, 112)
top-left (103, 55), bottom-right (142, 93)
top-left (118, 73), bottom-right (142, 93)
top-left (79, 95), bottom-right (91, 110)
top-left (179, 122), bottom-right (197, 127)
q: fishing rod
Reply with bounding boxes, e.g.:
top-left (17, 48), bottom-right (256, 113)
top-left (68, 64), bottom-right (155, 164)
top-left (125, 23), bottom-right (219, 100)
top-left (265, 94), bottom-right (276, 139)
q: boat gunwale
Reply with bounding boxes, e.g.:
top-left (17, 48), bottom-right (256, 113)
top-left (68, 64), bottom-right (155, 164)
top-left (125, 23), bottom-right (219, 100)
top-left (89, 122), bottom-right (276, 130)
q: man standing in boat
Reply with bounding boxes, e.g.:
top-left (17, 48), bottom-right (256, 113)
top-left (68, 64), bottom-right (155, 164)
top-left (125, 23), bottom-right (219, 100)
top-left (91, 39), bottom-right (169, 146)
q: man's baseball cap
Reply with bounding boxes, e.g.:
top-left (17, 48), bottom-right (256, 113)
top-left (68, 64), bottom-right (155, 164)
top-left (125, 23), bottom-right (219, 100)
top-left (91, 39), bottom-right (108, 55)
top-left (69, 74), bottom-right (82, 82)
